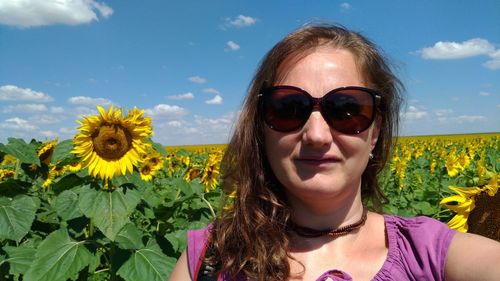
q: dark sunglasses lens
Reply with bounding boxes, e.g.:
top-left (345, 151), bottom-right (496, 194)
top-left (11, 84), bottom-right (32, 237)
top-left (264, 89), bottom-right (311, 132)
top-left (322, 89), bottom-right (375, 134)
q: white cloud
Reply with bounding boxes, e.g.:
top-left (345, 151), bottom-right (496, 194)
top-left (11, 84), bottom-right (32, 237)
top-left (419, 38), bottom-right (495, 60)
top-left (188, 76), bottom-right (207, 84)
top-left (168, 92), bottom-right (194, 100)
top-left (50, 106), bottom-right (65, 114)
top-left (0, 0), bottom-right (113, 28)
top-left (434, 109), bottom-right (453, 117)
top-left (75, 106), bottom-right (98, 118)
top-left (59, 127), bottom-right (75, 135)
top-left (203, 88), bottom-right (222, 95)
top-left (455, 115), bottom-right (487, 123)
top-left (29, 114), bottom-right (62, 125)
top-left (0, 85), bottom-right (53, 102)
top-left (40, 130), bottom-right (58, 138)
top-left (194, 114), bottom-right (233, 127)
top-left (92, 1), bottom-right (113, 18)
top-left (205, 95), bottom-right (223, 105)
top-left (340, 3), bottom-right (351, 11)
top-left (226, 41), bottom-right (240, 51)
top-left (225, 15), bottom-right (257, 28)
top-left (145, 104), bottom-right (189, 118)
top-left (401, 105), bottom-right (428, 120)
top-left (68, 96), bottom-right (113, 107)
top-left (166, 120), bottom-right (183, 127)
top-left (483, 49), bottom-right (500, 70)
top-left (479, 91), bottom-right (491, 96)
top-left (0, 117), bottom-right (37, 131)
top-left (3, 104), bottom-right (48, 113)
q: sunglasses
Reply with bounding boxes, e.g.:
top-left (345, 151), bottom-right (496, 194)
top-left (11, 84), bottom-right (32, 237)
top-left (260, 85), bottom-right (381, 134)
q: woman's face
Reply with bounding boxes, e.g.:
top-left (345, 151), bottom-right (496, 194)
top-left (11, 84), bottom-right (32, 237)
top-left (264, 47), bottom-right (380, 208)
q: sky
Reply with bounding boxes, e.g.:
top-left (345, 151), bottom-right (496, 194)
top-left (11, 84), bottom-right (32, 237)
top-left (0, 0), bottom-right (499, 145)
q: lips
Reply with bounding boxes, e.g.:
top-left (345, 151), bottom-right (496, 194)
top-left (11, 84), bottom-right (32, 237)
top-left (295, 155), bottom-right (341, 165)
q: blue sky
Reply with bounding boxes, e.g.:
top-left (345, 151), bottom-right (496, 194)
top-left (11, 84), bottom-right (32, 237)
top-left (0, 0), bottom-right (499, 145)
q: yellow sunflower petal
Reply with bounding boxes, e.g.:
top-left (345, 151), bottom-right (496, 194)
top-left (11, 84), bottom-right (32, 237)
top-left (72, 105), bottom-right (153, 182)
top-left (447, 214), bottom-right (469, 232)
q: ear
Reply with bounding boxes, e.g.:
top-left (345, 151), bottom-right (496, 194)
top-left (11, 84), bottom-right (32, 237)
top-left (370, 117), bottom-right (382, 150)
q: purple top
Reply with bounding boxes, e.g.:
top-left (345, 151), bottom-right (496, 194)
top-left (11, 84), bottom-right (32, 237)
top-left (186, 215), bottom-right (457, 281)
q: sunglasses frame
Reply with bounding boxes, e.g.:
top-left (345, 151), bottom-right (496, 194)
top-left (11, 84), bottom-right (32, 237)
top-left (259, 85), bottom-right (382, 134)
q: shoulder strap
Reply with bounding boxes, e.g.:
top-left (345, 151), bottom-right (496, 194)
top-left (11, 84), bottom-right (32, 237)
top-left (194, 236), bottom-right (220, 281)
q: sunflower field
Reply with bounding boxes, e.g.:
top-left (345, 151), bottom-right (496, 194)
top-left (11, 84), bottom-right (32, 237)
top-left (0, 105), bottom-right (498, 280)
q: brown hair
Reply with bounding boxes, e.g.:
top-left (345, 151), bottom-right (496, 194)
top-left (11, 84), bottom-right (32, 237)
top-left (209, 23), bottom-right (403, 280)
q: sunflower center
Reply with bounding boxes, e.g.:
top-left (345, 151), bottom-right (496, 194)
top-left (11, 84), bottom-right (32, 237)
top-left (92, 124), bottom-right (133, 160)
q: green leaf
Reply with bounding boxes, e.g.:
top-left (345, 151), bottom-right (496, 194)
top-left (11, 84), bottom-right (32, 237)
top-left (2, 244), bottom-right (36, 275)
top-left (55, 190), bottom-right (83, 221)
top-left (164, 229), bottom-right (187, 252)
top-left (152, 141), bottom-right (167, 156)
top-left (413, 201), bottom-right (436, 216)
top-left (137, 184), bottom-right (162, 208)
top-left (78, 186), bottom-right (141, 240)
top-left (50, 139), bottom-right (74, 163)
top-left (0, 195), bottom-right (40, 242)
top-left (24, 229), bottom-right (94, 281)
top-left (0, 138), bottom-right (40, 165)
top-left (115, 223), bottom-right (145, 250)
top-left (117, 239), bottom-right (175, 281)
top-left (51, 173), bottom-right (85, 194)
top-left (0, 178), bottom-right (31, 197)
top-left (111, 172), bottom-right (144, 188)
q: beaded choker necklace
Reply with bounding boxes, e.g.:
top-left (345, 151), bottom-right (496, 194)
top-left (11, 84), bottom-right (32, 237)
top-left (288, 209), bottom-right (368, 238)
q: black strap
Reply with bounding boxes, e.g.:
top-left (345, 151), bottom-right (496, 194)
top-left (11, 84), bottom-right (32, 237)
top-left (196, 243), bottom-right (220, 281)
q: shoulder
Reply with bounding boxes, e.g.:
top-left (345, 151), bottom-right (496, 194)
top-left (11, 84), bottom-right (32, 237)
top-left (386, 214), bottom-right (455, 238)
top-left (385, 215), bottom-right (457, 254)
top-left (445, 231), bottom-right (500, 281)
top-left (376, 215), bottom-right (457, 281)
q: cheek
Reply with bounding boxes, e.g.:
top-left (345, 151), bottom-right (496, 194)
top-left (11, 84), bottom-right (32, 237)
top-left (264, 130), bottom-right (295, 173)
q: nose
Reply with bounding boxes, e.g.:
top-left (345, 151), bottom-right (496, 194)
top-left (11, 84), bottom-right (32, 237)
top-left (301, 110), bottom-right (333, 147)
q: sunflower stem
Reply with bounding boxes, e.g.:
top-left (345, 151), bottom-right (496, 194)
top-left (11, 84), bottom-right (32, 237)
top-left (109, 243), bottom-right (117, 281)
top-left (201, 194), bottom-right (216, 218)
top-left (89, 218), bottom-right (95, 238)
top-left (14, 159), bottom-right (21, 180)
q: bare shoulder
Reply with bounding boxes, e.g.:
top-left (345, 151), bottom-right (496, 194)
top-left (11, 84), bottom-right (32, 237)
top-left (365, 211), bottom-right (386, 234)
top-left (169, 250), bottom-right (192, 281)
top-left (445, 232), bottom-right (500, 281)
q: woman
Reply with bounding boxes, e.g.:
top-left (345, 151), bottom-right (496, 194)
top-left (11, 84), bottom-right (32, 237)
top-left (170, 24), bottom-right (500, 281)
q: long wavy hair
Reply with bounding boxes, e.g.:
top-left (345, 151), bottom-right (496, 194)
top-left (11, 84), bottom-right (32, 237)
top-left (209, 23), bottom-right (403, 280)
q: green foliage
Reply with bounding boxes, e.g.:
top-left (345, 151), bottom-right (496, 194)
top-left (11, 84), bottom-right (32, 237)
top-left (24, 229), bottom-right (95, 281)
top-left (0, 138), bottom-right (40, 166)
top-left (0, 195), bottom-right (40, 242)
top-left (0, 138), bottom-right (219, 280)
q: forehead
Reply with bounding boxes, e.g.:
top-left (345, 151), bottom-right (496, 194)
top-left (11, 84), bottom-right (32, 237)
top-left (275, 47), bottom-right (366, 87)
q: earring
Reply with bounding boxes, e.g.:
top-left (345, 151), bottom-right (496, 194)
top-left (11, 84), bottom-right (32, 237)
top-left (369, 153), bottom-right (374, 160)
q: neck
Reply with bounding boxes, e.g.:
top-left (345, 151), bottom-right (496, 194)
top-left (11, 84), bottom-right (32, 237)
top-left (287, 188), bottom-right (364, 230)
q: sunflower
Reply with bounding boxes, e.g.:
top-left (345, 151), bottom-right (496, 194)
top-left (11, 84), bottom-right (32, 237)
top-left (37, 139), bottom-right (58, 165)
top-left (184, 166), bottom-right (202, 182)
top-left (72, 106), bottom-right (152, 181)
top-left (65, 162), bottom-right (82, 173)
top-left (0, 169), bottom-right (15, 181)
top-left (139, 163), bottom-right (154, 181)
top-left (1, 154), bottom-right (17, 166)
top-left (445, 153), bottom-right (462, 177)
top-left (145, 152), bottom-right (164, 171)
top-left (42, 164), bottom-right (67, 188)
top-left (440, 173), bottom-right (499, 233)
top-left (200, 153), bottom-right (221, 192)
top-left (466, 174), bottom-right (500, 241)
